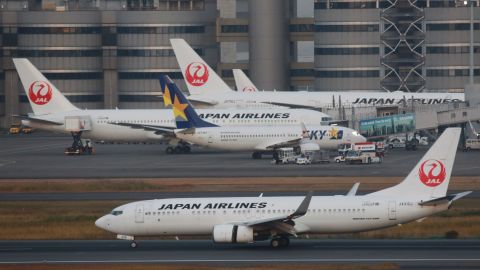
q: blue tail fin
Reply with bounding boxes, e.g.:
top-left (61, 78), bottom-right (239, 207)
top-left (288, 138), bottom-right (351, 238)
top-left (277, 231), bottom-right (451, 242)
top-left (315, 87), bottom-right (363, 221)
top-left (159, 75), bottom-right (217, 129)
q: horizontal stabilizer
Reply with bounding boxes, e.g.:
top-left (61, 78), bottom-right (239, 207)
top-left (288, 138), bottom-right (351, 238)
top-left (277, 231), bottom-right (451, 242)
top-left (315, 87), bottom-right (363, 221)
top-left (14, 115), bottom-right (63, 125)
top-left (419, 191), bottom-right (472, 206)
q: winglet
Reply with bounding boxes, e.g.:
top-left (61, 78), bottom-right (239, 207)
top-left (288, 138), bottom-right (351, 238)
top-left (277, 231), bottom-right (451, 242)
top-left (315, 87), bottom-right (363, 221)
top-left (289, 191), bottom-right (313, 219)
top-left (347, 183), bottom-right (360, 196)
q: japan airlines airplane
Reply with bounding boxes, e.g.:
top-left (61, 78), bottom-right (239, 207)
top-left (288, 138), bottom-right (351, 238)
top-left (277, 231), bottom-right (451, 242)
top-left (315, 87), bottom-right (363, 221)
top-left (171, 38), bottom-right (464, 109)
top-left (157, 75), bottom-right (365, 158)
top-left (13, 58), bottom-right (331, 153)
top-left (95, 127), bottom-right (471, 248)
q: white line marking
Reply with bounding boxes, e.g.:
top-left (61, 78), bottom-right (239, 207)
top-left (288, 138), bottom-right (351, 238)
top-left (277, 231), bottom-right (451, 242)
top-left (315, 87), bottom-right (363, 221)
top-left (1, 259), bottom-right (480, 264)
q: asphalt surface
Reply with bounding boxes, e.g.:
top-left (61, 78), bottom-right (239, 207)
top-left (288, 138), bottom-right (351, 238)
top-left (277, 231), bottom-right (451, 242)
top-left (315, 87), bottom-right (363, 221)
top-left (0, 239), bottom-right (479, 269)
top-left (0, 190), bottom-right (478, 201)
top-left (0, 133), bottom-right (479, 178)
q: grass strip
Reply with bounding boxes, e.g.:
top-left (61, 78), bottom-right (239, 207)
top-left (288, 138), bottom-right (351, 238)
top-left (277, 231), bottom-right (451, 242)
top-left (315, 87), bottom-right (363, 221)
top-left (0, 176), bottom-right (478, 193)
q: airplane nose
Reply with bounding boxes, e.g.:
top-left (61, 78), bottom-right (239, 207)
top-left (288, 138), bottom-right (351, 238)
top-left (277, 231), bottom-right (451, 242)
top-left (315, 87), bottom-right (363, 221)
top-left (95, 216), bottom-right (109, 230)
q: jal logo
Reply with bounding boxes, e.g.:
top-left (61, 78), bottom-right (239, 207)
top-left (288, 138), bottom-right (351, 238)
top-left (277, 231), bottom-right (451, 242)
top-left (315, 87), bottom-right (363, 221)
top-left (185, 62), bottom-right (209, 86)
top-left (242, 86), bottom-right (256, 92)
top-left (28, 81), bottom-right (52, 105)
top-left (419, 159), bottom-right (446, 187)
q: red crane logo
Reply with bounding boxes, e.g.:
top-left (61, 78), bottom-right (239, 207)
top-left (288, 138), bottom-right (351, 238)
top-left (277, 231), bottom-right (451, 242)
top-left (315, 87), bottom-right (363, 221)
top-left (185, 62), bottom-right (209, 86)
top-left (419, 159), bottom-right (446, 187)
top-left (28, 81), bottom-right (52, 105)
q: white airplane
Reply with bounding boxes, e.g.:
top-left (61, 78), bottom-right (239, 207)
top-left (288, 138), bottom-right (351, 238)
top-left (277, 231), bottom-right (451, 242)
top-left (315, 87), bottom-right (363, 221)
top-left (96, 127), bottom-right (471, 248)
top-left (171, 38), bottom-right (465, 109)
top-left (155, 75), bottom-right (365, 158)
top-left (233, 69), bottom-right (258, 92)
top-left (13, 58), bottom-right (332, 153)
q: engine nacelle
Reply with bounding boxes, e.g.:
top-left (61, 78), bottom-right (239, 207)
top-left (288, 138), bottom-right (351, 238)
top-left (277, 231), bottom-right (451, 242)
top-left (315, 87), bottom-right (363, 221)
top-left (212, 224), bottom-right (254, 243)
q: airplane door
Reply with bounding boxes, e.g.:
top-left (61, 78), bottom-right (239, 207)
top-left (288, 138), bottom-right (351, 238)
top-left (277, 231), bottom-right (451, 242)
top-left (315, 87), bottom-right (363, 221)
top-left (208, 136), bottom-right (213, 143)
top-left (388, 201), bottom-right (396, 220)
top-left (135, 204), bottom-right (144, 223)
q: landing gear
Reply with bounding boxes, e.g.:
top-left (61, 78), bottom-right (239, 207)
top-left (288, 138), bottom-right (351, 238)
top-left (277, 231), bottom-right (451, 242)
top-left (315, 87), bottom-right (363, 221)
top-left (270, 236), bottom-right (290, 248)
top-left (130, 241), bottom-right (138, 248)
top-left (165, 142), bottom-right (191, 154)
top-left (252, 152), bottom-right (262, 159)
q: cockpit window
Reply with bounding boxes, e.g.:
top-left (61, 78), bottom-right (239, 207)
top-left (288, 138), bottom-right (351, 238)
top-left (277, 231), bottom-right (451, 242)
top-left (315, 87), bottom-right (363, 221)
top-left (111, 210), bottom-right (123, 216)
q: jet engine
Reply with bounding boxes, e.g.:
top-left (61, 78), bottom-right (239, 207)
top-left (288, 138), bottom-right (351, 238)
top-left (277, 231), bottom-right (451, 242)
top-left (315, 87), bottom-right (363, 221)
top-left (212, 224), bottom-right (254, 243)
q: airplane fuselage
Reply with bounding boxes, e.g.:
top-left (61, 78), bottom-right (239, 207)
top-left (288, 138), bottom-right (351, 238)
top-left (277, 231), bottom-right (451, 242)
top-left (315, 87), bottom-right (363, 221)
top-left (23, 108), bottom-right (330, 142)
top-left (96, 195), bottom-right (447, 237)
top-left (174, 125), bottom-right (365, 151)
top-left (188, 91), bottom-right (465, 109)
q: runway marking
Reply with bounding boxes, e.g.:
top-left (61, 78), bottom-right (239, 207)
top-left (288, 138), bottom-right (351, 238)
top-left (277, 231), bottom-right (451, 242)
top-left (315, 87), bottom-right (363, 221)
top-left (0, 160), bottom-right (16, 167)
top-left (1, 258), bottom-right (480, 264)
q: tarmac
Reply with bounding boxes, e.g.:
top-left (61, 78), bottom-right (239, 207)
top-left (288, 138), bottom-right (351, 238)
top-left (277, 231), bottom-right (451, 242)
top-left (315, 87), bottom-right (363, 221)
top-left (0, 133), bottom-right (479, 179)
top-left (0, 239), bottom-right (479, 269)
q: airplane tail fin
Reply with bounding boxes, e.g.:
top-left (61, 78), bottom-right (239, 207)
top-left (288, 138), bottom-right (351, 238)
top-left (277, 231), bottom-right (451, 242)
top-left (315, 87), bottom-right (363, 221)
top-left (372, 128), bottom-right (461, 198)
top-left (159, 75), bottom-right (217, 129)
top-left (170, 38), bottom-right (233, 96)
top-left (13, 58), bottom-right (78, 115)
top-left (233, 69), bottom-right (258, 92)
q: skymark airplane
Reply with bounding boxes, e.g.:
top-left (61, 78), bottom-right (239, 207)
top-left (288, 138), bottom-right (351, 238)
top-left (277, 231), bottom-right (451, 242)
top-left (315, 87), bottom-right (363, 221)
top-left (13, 58), bottom-right (331, 153)
top-left (171, 38), bottom-right (465, 109)
top-left (157, 75), bottom-right (365, 158)
top-left (96, 127), bottom-right (471, 248)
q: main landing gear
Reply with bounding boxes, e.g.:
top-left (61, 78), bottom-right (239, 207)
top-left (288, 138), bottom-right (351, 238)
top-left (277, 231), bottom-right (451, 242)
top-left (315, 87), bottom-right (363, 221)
top-left (270, 236), bottom-right (290, 248)
top-left (165, 142), bottom-right (191, 154)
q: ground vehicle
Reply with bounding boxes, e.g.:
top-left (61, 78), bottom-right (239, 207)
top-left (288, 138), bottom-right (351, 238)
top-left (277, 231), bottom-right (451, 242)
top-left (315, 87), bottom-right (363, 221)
top-left (295, 155), bottom-right (311, 165)
top-left (387, 138), bottom-right (406, 149)
top-left (334, 155), bottom-right (346, 163)
top-left (273, 148), bottom-right (297, 164)
top-left (465, 139), bottom-right (480, 151)
top-left (9, 125), bottom-right (21, 134)
top-left (21, 127), bottom-right (33, 134)
top-left (64, 139), bottom-right (95, 155)
top-left (345, 150), bottom-right (382, 164)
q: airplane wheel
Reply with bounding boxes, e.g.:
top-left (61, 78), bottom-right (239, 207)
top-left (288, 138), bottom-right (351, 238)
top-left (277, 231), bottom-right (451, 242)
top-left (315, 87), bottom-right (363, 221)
top-left (279, 237), bottom-right (290, 247)
top-left (130, 241), bottom-right (138, 248)
top-left (174, 146), bottom-right (183, 154)
top-left (270, 238), bottom-right (281, 248)
top-left (182, 146), bottom-right (191, 154)
top-left (166, 147), bottom-right (174, 154)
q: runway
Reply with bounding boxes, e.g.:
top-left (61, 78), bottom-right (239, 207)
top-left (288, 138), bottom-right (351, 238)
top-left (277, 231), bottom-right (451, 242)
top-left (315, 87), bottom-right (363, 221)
top-left (1, 134), bottom-right (479, 179)
top-left (0, 239), bottom-right (479, 269)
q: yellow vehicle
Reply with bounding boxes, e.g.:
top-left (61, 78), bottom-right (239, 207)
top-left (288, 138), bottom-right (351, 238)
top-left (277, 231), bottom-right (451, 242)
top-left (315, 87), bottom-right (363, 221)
top-left (22, 127), bottom-right (33, 134)
top-left (9, 125), bottom-right (21, 134)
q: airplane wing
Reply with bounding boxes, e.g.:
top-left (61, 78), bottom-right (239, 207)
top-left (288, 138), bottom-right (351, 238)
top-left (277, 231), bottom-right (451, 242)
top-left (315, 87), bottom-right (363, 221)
top-left (108, 122), bottom-right (175, 136)
top-left (186, 96), bottom-right (219, 106)
top-left (14, 115), bottom-right (63, 125)
top-left (235, 191), bottom-right (314, 236)
top-left (254, 137), bottom-right (302, 151)
top-left (262, 101), bottom-right (316, 110)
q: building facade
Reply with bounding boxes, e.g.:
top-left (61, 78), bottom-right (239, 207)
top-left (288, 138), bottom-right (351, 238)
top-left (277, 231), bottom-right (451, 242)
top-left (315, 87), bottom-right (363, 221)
top-left (314, 0), bottom-right (479, 92)
top-left (0, 0), bottom-right (479, 128)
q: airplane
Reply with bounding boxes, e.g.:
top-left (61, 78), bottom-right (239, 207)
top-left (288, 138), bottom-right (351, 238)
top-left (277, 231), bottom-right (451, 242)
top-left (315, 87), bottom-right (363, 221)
top-left (233, 69), bottom-right (258, 92)
top-left (156, 75), bottom-right (366, 159)
top-left (13, 58), bottom-right (332, 154)
top-left (171, 38), bottom-right (465, 110)
top-left (95, 127), bottom-right (471, 248)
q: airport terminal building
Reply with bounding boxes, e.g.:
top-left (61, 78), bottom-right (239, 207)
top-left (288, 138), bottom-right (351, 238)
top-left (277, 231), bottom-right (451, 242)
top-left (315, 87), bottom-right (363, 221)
top-left (0, 0), bottom-right (479, 128)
